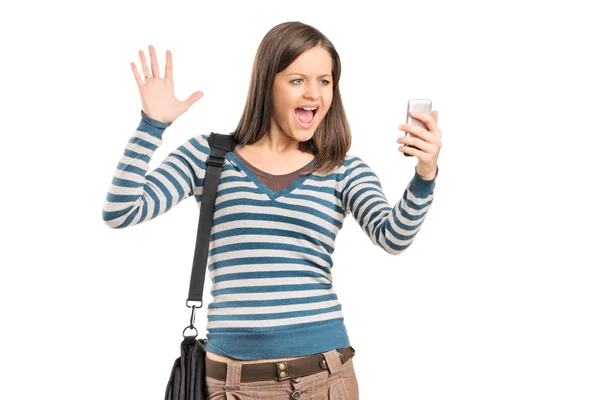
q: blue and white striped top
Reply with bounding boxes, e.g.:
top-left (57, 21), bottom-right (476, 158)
top-left (102, 111), bottom-right (437, 360)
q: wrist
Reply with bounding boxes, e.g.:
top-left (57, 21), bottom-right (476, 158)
top-left (140, 109), bottom-right (172, 128)
top-left (416, 164), bottom-right (437, 181)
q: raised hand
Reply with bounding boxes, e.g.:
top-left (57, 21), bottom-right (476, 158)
top-left (130, 45), bottom-right (204, 124)
top-left (397, 110), bottom-right (442, 180)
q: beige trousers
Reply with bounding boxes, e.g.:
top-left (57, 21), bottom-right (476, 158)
top-left (205, 349), bottom-right (359, 400)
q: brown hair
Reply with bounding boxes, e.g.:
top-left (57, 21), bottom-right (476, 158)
top-left (231, 21), bottom-right (351, 175)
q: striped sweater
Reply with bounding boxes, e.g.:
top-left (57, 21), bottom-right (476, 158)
top-left (102, 111), bottom-right (437, 360)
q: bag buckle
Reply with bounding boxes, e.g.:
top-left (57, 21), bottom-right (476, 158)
top-left (206, 155), bottom-right (225, 168)
top-left (183, 300), bottom-right (203, 338)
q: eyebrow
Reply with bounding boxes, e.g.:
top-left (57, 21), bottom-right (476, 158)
top-left (287, 73), bottom-right (332, 79)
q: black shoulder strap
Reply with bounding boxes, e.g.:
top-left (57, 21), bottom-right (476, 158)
top-left (187, 132), bottom-right (236, 307)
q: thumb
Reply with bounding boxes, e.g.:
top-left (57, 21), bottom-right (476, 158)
top-left (432, 110), bottom-right (439, 124)
top-left (183, 90), bottom-right (204, 110)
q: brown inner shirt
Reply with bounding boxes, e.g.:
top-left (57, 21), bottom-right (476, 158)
top-left (233, 150), bottom-right (313, 192)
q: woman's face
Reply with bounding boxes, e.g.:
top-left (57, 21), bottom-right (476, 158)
top-left (271, 46), bottom-right (334, 144)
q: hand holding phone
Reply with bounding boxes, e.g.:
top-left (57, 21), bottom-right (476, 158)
top-left (403, 99), bottom-right (432, 157)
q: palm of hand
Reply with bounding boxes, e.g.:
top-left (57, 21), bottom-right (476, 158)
top-left (130, 45), bottom-right (203, 124)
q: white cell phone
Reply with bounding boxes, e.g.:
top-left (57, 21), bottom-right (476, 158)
top-left (403, 99), bottom-right (432, 157)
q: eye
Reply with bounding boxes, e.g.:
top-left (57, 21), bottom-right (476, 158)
top-left (291, 78), bottom-right (303, 85)
top-left (320, 79), bottom-right (331, 85)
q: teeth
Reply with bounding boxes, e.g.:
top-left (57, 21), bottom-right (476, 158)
top-left (300, 107), bottom-right (317, 111)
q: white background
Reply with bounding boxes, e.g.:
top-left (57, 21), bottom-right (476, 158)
top-left (1, 0), bottom-right (599, 399)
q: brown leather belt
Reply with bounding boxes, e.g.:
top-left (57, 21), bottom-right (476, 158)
top-left (205, 346), bottom-right (355, 383)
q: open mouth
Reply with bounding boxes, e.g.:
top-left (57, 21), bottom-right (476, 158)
top-left (294, 106), bottom-right (319, 129)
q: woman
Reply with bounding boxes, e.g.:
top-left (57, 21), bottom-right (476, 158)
top-left (103, 21), bottom-right (441, 400)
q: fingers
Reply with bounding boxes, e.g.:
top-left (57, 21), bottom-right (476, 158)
top-left (165, 49), bottom-right (173, 80)
top-left (148, 45), bottom-right (160, 78)
top-left (397, 135), bottom-right (435, 154)
top-left (398, 127), bottom-right (442, 152)
top-left (409, 110), bottom-right (441, 135)
top-left (138, 49), bottom-right (151, 78)
top-left (398, 141), bottom-right (436, 164)
top-left (130, 62), bottom-right (143, 91)
top-left (183, 91), bottom-right (204, 110)
top-left (398, 110), bottom-right (442, 167)
top-left (398, 123), bottom-right (431, 141)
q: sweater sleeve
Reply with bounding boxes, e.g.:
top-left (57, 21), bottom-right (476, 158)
top-left (102, 110), bottom-right (209, 229)
top-left (341, 155), bottom-right (437, 255)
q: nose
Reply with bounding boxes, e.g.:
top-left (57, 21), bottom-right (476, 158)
top-left (303, 81), bottom-right (321, 100)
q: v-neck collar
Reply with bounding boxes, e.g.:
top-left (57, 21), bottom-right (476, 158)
top-left (226, 151), bottom-right (317, 200)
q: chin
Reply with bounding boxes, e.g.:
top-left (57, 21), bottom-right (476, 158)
top-left (292, 125), bottom-right (318, 142)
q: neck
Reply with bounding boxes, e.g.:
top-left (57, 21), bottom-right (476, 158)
top-left (255, 119), bottom-right (301, 155)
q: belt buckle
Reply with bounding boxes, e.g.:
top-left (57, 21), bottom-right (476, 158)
top-left (274, 361), bottom-right (291, 381)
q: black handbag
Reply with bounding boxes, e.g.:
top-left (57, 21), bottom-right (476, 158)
top-left (164, 132), bottom-right (236, 400)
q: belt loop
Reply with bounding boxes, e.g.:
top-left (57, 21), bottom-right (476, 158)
top-left (225, 362), bottom-right (242, 390)
top-left (322, 349), bottom-right (343, 375)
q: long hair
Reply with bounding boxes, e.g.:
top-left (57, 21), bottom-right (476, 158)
top-left (231, 21), bottom-right (351, 175)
